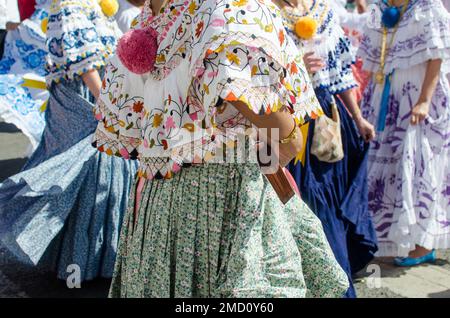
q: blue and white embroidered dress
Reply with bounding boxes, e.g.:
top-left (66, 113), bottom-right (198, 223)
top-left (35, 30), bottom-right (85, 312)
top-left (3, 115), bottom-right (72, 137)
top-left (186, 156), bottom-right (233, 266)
top-left (0, 0), bottom-right (49, 153)
top-left (282, 0), bottom-right (378, 298)
top-left (0, 0), bottom-right (137, 282)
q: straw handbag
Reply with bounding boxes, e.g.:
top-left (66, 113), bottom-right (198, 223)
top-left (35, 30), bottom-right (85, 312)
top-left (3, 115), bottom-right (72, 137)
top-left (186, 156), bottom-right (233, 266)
top-left (310, 97), bottom-right (344, 163)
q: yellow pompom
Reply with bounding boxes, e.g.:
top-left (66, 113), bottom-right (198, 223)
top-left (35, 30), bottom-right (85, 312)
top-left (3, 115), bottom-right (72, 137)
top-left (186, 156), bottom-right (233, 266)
top-left (294, 16), bottom-right (318, 40)
top-left (41, 17), bottom-right (48, 34)
top-left (99, 0), bottom-right (119, 17)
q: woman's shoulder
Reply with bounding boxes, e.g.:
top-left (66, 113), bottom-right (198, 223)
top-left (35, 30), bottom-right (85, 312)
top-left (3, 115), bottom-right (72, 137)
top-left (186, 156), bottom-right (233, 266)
top-left (143, 0), bottom-right (299, 80)
top-left (192, 0), bottom-right (283, 33)
top-left (358, 0), bottom-right (450, 74)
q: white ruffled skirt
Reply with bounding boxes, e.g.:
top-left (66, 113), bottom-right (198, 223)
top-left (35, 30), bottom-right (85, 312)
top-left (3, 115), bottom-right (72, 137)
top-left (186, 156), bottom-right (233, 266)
top-left (362, 63), bottom-right (450, 257)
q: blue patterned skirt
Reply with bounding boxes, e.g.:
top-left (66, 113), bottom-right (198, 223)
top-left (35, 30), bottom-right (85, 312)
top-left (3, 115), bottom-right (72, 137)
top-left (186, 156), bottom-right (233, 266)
top-left (288, 87), bottom-right (378, 298)
top-left (0, 78), bottom-right (137, 281)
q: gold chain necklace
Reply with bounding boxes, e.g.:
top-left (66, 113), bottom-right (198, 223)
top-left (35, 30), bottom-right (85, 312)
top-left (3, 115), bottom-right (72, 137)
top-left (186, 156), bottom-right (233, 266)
top-left (375, 0), bottom-right (410, 84)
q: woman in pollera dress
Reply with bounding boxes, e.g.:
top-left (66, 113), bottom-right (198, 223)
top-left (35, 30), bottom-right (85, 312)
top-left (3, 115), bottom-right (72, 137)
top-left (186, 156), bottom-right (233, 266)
top-left (273, 0), bottom-right (378, 298)
top-left (358, 0), bottom-right (450, 265)
top-left (0, 0), bottom-right (137, 282)
top-left (93, 0), bottom-right (349, 297)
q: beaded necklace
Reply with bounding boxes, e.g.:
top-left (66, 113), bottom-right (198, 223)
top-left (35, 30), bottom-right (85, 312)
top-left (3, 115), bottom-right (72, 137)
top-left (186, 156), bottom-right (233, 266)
top-left (280, 0), bottom-right (328, 40)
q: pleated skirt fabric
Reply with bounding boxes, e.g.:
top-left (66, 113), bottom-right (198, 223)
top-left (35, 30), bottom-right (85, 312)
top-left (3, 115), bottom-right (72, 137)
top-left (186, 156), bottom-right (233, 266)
top-left (109, 163), bottom-right (349, 298)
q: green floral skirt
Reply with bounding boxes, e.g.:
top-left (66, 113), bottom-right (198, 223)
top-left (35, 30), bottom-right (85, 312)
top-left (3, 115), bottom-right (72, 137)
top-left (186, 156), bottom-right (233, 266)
top-left (109, 163), bottom-right (349, 298)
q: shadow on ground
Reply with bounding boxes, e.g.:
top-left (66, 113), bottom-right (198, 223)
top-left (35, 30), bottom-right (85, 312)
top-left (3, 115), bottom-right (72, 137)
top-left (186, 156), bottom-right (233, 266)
top-left (0, 122), bottom-right (21, 133)
top-left (355, 257), bottom-right (409, 279)
top-left (428, 289), bottom-right (450, 298)
top-left (0, 158), bottom-right (27, 182)
top-left (353, 252), bottom-right (450, 298)
top-left (0, 245), bottom-right (110, 298)
top-left (0, 120), bottom-right (28, 182)
top-left (355, 253), bottom-right (450, 280)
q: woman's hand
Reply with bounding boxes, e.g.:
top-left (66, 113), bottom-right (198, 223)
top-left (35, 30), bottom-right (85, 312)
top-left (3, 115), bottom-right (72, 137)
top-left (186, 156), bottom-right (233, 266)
top-left (337, 89), bottom-right (375, 142)
top-left (278, 126), bottom-right (303, 167)
top-left (6, 22), bottom-right (20, 31)
top-left (410, 101), bottom-right (430, 125)
top-left (303, 52), bottom-right (325, 74)
top-left (256, 125), bottom-right (303, 168)
top-left (354, 116), bottom-right (376, 142)
top-left (230, 101), bottom-right (305, 168)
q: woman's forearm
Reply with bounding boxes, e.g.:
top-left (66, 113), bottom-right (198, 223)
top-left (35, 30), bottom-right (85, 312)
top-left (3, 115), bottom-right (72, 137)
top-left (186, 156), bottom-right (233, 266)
top-left (338, 88), bottom-right (362, 120)
top-left (81, 69), bottom-right (102, 100)
top-left (231, 101), bottom-right (297, 141)
top-left (418, 59), bottom-right (442, 104)
top-left (230, 101), bottom-right (303, 166)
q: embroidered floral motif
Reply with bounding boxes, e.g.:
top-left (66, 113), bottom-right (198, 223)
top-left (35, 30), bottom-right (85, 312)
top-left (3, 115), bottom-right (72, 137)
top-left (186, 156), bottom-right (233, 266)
top-left (93, 0), bottom-right (322, 180)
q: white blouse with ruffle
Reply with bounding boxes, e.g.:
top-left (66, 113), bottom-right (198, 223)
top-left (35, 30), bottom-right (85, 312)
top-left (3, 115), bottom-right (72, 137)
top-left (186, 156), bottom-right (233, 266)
top-left (92, 0), bottom-right (323, 180)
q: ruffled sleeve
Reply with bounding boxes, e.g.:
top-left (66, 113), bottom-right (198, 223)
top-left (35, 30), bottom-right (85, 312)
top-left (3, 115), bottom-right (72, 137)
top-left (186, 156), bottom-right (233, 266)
top-left (92, 0), bottom-right (322, 179)
top-left (307, 9), bottom-right (357, 94)
top-left (358, 0), bottom-right (450, 75)
top-left (191, 35), bottom-right (322, 126)
top-left (45, 0), bottom-right (120, 84)
top-left (313, 34), bottom-right (357, 94)
top-left (188, 0), bottom-right (322, 125)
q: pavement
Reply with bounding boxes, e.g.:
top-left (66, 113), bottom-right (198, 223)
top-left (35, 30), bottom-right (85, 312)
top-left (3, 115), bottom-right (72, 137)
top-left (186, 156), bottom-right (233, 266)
top-left (354, 252), bottom-right (450, 298)
top-left (1, 118), bottom-right (450, 298)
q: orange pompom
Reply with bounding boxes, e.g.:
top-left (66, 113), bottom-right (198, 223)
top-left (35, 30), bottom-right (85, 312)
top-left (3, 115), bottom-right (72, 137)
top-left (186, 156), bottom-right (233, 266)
top-left (294, 16), bottom-right (318, 40)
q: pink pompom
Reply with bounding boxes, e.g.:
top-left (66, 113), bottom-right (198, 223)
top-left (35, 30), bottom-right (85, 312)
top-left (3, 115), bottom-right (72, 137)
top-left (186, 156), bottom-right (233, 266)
top-left (117, 26), bottom-right (159, 75)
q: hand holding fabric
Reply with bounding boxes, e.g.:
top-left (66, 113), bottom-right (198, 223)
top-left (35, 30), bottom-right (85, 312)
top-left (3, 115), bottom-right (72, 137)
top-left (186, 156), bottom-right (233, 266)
top-left (410, 101), bottom-right (430, 125)
top-left (303, 52), bottom-right (325, 74)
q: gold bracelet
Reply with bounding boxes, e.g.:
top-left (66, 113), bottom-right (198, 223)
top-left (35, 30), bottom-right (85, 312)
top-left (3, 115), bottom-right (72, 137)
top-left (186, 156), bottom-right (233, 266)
top-left (352, 106), bottom-right (362, 120)
top-left (279, 121), bottom-right (299, 144)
